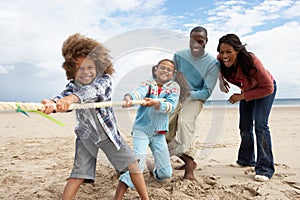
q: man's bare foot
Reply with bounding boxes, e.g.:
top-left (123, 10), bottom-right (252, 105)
top-left (175, 161), bottom-right (197, 170)
top-left (182, 163), bottom-right (195, 180)
top-left (180, 154), bottom-right (195, 181)
top-left (182, 174), bottom-right (195, 181)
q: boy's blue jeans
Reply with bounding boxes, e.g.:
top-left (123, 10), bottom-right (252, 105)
top-left (237, 81), bottom-right (276, 178)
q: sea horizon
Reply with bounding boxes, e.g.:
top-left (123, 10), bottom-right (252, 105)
top-left (1, 98), bottom-right (299, 110)
top-left (204, 98), bottom-right (300, 108)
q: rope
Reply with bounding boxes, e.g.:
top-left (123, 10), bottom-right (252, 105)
top-left (0, 99), bottom-right (166, 112)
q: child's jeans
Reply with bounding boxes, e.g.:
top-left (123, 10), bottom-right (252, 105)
top-left (119, 129), bottom-right (172, 188)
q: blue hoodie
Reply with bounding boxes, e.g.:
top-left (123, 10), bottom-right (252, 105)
top-left (130, 79), bottom-right (180, 134)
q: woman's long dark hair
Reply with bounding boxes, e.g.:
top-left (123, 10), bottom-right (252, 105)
top-left (217, 34), bottom-right (257, 81)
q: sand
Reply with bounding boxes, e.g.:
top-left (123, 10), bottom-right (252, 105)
top-left (0, 106), bottom-right (299, 199)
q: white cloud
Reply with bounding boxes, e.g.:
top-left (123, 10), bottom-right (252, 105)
top-left (0, 0), bottom-right (174, 102)
top-left (204, 0), bottom-right (300, 98)
top-left (0, 65), bottom-right (14, 74)
top-left (283, 0), bottom-right (300, 18)
top-left (0, 0), bottom-right (172, 78)
top-left (0, 0), bottom-right (299, 101)
top-left (0, 0), bottom-right (169, 68)
top-left (207, 0), bottom-right (294, 35)
top-left (243, 21), bottom-right (300, 93)
top-left (256, 0), bottom-right (293, 12)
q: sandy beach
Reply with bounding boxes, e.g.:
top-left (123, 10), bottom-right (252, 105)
top-left (0, 106), bottom-right (300, 199)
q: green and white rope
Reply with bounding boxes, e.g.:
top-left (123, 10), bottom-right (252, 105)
top-left (0, 99), bottom-right (165, 112)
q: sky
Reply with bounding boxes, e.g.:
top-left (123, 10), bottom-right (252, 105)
top-left (0, 0), bottom-right (300, 102)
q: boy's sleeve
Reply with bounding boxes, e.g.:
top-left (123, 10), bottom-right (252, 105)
top-left (51, 81), bottom-right (75, 102)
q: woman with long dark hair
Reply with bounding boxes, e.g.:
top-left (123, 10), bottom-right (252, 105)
top-left (217, 34), bottom-right (276, 182)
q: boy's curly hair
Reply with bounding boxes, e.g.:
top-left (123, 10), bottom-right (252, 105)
top-left (62, 33), bottom-right (115, 80)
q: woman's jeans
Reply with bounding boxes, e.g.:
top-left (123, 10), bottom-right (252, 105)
top-left (237, 81), bottom-right (277, 178)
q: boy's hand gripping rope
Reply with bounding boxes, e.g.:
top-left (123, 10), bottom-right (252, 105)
top-left (0, 99), bottom-right (165, 111)
top-left (0, 99), bottom-right (165, 126)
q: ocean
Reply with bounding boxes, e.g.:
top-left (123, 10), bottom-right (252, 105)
top-left (112, 98), bottom-right (300, 110)
top-left (205, 98), bottom-right (300, 107)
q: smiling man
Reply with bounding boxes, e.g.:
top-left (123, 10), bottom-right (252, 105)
top-left (166, 26), bottom-right (220, 180)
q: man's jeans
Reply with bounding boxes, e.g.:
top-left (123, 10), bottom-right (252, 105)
top-left (237, 81), bottom-right (277, 178)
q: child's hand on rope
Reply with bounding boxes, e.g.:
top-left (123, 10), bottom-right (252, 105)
top-left (122, 94), bottom-right (133, 108)
top-left (56, 95), bottom-right (79, 112)
top-left (142, 98), bottom-right (160, 110)
top-left (40, 99), bottom-right (56, 114)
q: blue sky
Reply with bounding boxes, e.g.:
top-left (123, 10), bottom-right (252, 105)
top-left (0, 0), bottom-right (299, 102)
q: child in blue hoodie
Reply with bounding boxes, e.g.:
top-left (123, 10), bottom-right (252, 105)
top-left (116, 59), bottom-right (189, 196)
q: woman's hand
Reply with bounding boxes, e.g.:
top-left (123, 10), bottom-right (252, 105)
top-left (219, 76), bottom-right (230, 93)
top-left (228, 93), bottom-right (245, 104)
